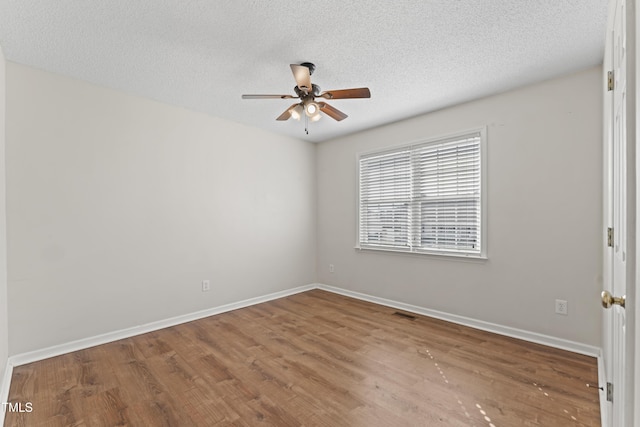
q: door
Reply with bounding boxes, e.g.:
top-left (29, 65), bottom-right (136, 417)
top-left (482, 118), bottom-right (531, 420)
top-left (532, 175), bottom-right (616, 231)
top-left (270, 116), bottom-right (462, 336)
top-left (603, 0), bottom-right (635, 425)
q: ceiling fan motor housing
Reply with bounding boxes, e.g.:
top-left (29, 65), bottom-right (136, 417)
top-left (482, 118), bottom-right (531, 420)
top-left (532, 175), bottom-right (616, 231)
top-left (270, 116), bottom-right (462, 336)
top-left (294, 83), bottom-right (321, 98)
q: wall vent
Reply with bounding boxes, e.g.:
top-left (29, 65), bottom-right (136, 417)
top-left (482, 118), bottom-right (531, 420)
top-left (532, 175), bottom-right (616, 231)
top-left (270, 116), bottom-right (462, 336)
top-left (393, 311), bottom-right (416, 320)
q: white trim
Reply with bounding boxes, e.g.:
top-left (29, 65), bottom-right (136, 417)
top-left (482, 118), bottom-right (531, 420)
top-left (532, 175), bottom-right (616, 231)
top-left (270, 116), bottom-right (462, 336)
top-left (354, 245), bottom-right (488, 261)
top-left (0, 360), bottom-right (13, 427)
top-left (597, 349), bottom-right (609, 427)
top-left (8, 284), bottom-right (315, 367)
top-left (317, 284), bottom-right (601, 357)
top-left (356, 126), bottom-right (488, 158)
top-left (8, 282), bottom-right (602, 366)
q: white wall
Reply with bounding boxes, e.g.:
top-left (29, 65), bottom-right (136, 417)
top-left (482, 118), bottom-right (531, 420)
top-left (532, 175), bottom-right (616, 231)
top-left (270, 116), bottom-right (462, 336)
top-left (3, 62), bottom-right (603, 355)
top-left (0, 46), bottom-right (9, 385)
top-left (5, 63), bottom-right (317, 355)
top-left (317, 67), bottom-right (603, 347)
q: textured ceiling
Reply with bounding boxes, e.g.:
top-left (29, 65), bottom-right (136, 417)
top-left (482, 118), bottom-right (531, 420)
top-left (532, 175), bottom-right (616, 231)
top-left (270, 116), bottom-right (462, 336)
top-left (0, 1), bottom-right (608, 142)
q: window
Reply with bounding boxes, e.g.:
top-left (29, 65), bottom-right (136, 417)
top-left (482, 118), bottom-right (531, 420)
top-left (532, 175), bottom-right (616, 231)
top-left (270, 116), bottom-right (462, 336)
top-left (358, 129), bottom-right (486, 257)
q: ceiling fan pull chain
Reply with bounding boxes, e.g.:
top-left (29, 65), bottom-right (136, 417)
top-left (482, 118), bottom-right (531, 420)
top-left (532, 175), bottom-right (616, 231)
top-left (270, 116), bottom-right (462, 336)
top-left (305, 114), bottom-right (309, 135)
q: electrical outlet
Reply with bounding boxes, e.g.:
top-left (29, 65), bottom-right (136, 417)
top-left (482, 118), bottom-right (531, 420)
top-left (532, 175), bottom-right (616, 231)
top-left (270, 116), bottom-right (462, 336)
top-left (202, 280), bottom-right (210, 292)
top-left (555, 299), bottom-right (568, 315)
top-left (329, 264), bottom-right (335, 273)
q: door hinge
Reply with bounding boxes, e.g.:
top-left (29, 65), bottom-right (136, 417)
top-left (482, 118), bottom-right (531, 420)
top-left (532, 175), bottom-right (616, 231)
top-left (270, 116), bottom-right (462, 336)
top-left (608, 71), bottom-right (615, 91)
top-left (607, 227), bottom-right (614, 247)
top-left (607, 382), bottom-right (613, 402)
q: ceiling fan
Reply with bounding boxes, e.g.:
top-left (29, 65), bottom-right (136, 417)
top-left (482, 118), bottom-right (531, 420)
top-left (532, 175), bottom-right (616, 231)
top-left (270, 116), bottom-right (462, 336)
top-left (242, 62), bottom-right (371, 133)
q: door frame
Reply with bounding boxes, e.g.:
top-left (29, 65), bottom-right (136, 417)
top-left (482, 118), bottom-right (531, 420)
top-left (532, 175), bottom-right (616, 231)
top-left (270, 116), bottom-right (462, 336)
top-left (603, 0), bottom-right (637, 426)
top-left (634, 2), bottom-right (640, 425)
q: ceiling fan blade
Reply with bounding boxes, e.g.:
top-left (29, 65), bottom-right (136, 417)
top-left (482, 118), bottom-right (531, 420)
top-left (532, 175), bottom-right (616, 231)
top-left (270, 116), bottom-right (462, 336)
top-left (318, 102), bottom-right (348, 121)
top-left (318, 87), bottom-right (371, 99)
top-left (242, 94), bottom-right (296, 99)
top-left (276, 103), bottom-right (302, 121)
top-left (290, 64), bottom-right (312, 93)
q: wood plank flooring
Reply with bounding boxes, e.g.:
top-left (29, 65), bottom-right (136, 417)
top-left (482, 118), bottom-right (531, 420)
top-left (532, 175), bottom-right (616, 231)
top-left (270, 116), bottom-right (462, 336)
top-left (4, 289), bottom-right (600, 426)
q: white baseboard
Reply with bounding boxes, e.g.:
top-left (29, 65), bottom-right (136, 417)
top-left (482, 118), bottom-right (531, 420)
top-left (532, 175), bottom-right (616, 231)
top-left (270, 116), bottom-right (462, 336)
top-left (9, 282), bottom-right (602, 366)
top-left (9, 284), bottom-right (316, 367)
top-left (317, 284), bottom-right (601, 358)
top-left (5, 280), bottom-right (603, 427)
top-left (0, 359), bottom-right (13, 427)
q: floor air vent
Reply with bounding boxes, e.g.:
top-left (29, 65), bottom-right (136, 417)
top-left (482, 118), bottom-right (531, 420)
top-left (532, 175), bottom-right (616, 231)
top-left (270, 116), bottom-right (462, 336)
top-left (393, 311), bottom-right (416, 320)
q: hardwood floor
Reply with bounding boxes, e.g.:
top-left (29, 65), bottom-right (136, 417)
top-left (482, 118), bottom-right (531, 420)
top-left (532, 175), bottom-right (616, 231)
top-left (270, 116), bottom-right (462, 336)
top-left (4, 289), bottom-right (600, 426)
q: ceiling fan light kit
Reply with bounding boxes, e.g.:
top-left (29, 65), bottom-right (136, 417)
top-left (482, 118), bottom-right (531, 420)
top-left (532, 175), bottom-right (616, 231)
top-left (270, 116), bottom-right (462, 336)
top-left (242, 62), bottom-right (371, 134)
top-left (304, 101), bottom-right (319, 116)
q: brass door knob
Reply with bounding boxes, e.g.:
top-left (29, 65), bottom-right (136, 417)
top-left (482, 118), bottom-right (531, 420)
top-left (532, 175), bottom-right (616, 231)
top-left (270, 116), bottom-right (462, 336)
top-left (601, 290), bottom-right (626, 309)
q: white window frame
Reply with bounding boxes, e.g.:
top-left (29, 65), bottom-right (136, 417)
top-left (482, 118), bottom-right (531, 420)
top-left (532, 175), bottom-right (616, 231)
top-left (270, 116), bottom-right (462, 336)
top-left (356, 128), bottom-right (487, 259)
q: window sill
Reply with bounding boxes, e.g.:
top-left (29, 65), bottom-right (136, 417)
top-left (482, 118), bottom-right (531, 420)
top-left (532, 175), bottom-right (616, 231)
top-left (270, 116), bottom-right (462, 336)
top-left (354, 245), bottom-right (488, 261)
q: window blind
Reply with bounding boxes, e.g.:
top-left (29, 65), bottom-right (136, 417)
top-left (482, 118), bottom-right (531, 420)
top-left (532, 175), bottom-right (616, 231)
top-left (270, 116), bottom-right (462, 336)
top-left (359, 132), bottom-right (483, 256)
